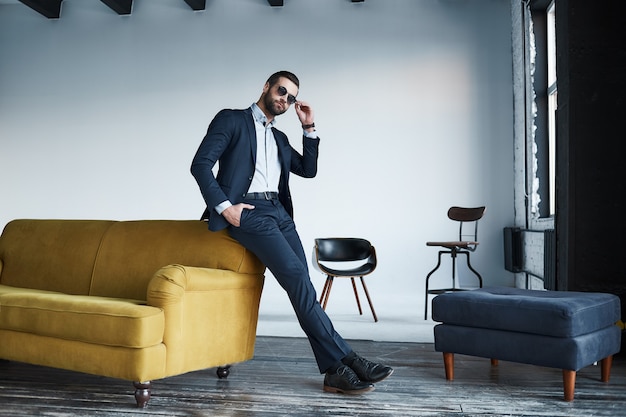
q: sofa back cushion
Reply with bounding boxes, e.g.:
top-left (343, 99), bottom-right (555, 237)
top-left (89, 220), bottom-right (264, 300)
top-left (0, 220), bottom-right (113, 294)
top-left (0, 219), bottom-right (264, 301)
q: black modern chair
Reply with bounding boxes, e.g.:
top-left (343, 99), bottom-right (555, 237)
top-left (313, 238), bottom-right (378, 322)
top-left (424, 206), bottom-right (486, 319)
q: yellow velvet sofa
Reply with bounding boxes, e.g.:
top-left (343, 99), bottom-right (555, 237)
top-left (0, 219), bottom-right (265, 407)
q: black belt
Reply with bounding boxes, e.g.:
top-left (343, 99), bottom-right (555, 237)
top-left (244, 191), bottom-right (279, 200)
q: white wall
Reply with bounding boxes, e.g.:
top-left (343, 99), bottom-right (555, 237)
top-left (0, 0), bottom-right (515, 337)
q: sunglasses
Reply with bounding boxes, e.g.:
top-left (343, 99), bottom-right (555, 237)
top-left (277, 85), bottom-right (297, 105)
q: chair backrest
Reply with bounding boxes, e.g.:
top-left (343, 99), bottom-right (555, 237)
top-left (314, 238), bottom-right (373, 263)
top-left (447, 206), bottom-right (486, 244)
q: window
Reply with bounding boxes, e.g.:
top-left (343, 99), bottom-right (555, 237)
top-left (546, 3), bottom-right (556, 216)
top-left (529, 0), bottom-right (556, 218)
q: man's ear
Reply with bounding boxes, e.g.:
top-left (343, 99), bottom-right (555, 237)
top-left (262, 82), bottom-right (270, 94)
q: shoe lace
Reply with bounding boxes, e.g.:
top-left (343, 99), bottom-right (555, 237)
top-left (337, 365), bottom-right (361, 383)
top-left (353, 356), bottom-right (377, 371)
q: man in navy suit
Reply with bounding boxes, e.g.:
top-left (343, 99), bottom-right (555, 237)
top-left (191, 71), bottom-right (392, 393)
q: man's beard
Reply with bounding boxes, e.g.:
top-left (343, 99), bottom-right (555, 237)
top-left (264, 94), bottom-right (287, 117)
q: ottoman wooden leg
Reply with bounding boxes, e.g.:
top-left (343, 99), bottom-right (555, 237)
top-left (600, 355), bottom-right (613, 382)
top-left (562, 370), bottom-right (576, 401)
top-left (563, 355), bottom-right (613, 401)
top-left (443, 352), bottom-right (454, 380)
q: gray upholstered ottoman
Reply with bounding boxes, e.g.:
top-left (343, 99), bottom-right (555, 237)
top-left (432, 287), bottom-right (621, 401)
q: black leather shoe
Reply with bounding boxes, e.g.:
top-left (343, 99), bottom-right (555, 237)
top-left (323, 365), bottom-right (375, 394)
top-left (347, 355), bottom-right (394, 383)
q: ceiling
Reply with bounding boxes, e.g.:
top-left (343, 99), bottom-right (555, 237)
top-left (2, 0), bottom-right (365, 19)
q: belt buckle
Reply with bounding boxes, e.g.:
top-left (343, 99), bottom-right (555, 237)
top-left (263, 191), bottom-right (272, 200)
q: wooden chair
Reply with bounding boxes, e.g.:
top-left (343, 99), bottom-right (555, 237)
top-left (314, 238), bottom-right (378, 322)
top-left (424, 206), bottom-right (486, 319)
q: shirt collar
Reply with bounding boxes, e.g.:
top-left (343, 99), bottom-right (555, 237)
top-left (251, 103), bottom-right (276, 128)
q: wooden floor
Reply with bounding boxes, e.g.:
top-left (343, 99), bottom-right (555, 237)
top-left (1, 336), bottom-right (624, 416)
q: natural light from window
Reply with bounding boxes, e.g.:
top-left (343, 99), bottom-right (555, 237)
top-left (547, 2), bottom-right (557, 216)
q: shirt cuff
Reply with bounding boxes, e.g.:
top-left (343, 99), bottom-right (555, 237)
top-left (215, 200), bottom-right (232, 215)
top-left (304, 129), bottom-right (318, 139)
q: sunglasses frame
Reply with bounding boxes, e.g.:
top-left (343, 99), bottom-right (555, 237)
top-left (277, 85), bottom-right (297, 105)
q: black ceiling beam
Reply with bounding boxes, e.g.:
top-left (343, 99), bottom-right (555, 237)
top-left (352, 0), bottom-right (365, 2)
top-left (18, 0), bottom-right (63, 18)
top-left (184, 0), bottom-right (205, 11)
top-left (267, 0), bottom-right (283, 6)
top-left (100, 0), bottom-right (132, 15)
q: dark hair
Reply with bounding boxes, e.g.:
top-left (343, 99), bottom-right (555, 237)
top-left (266, 71), bottom-right (299, 88)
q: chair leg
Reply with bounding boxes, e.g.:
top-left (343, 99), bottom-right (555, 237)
top-left (424, 251), bottom-right (445, 319)
top-left (320, 277), bottom-right (334, 310)
top-left (451, 250), bottom-right (458, 290)
top-left (461, 252), bottom-right (483, 288)
top-left (600, 355), bottom-right (613, 382)
top-left (350, 277), bottom-right (363, 315)
top-left (443, 353), bottom-right (454, 380)
top-left (359, 277), bottom-right (378, 322)
top-left (562, 369), bottom-right (576, 401)
top-left (319, 277), bottom-right (329, 305)
top-left (424, 283), bottom-right (429, 320)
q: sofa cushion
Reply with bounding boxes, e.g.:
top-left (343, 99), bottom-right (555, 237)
top-left (90, 220), bottom-right (264, 300)
top-left (432, 287), bottom-right (621, 338)
top-left (0, 220), bottom-right (113, 295)
top-left (0, 219), bottom-right (265, 302)
top-left (0, 287), bottom-right (164, 348)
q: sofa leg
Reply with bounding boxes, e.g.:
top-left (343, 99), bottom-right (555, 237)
top-left (443, 353), bottom-right (454, 380)
top-left (217, 365), bottom-right (231, 379)
top-left (133, 381), bottom-right (151, 408)
top-left (562, 370), bottom-right (576, 401)
top-left (600, 355), bottom-right (613, 382)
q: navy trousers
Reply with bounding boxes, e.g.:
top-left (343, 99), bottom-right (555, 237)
top-left (228, 198), bottom-right (352, 373)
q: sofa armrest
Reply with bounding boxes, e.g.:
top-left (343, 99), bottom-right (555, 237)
top-left (147, 264), bottom-right (264, 377)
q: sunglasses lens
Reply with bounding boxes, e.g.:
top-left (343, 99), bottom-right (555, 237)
top-left (277, 85), bottom-right (296, 104)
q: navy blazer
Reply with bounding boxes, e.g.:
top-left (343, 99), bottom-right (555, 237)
top-left (191, 107), bottom-right (320, 231)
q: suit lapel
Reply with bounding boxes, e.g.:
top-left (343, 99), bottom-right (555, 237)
top-left (243, 108), bottom-right (257, 164)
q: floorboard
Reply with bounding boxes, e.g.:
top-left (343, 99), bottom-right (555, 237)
top-left (0, 337), bottom-right (624, 416)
